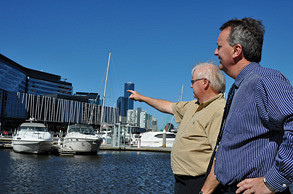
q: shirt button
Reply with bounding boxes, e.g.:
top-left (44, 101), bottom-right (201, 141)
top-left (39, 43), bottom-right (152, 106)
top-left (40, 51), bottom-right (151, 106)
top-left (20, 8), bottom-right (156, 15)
top-left (282, 184), bottom-right (287, 187)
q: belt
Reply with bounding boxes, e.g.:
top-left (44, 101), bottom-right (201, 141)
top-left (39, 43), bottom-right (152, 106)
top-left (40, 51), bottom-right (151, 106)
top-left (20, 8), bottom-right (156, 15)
top-left (217, 183), bottom-right (238, 193)
top-left (174, 174), bottom-right (205, 184)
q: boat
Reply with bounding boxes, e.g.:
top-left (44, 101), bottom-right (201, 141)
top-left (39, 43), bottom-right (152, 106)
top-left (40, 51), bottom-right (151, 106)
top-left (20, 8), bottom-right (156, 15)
top-left (62, 124), bottom-right (103, 154)
top-left (12, 120), bottom-right (53, 154)
top-left (96, 129), bottom-right (112, 144)
top-left (140, 131), bottom-right (176, 148)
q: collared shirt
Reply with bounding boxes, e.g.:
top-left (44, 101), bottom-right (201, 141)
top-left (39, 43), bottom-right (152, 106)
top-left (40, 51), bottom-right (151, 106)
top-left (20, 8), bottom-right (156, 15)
top-left (171, 93), bottom-right (226, 176)
top-left (215, 62), bottom-right (293, 192)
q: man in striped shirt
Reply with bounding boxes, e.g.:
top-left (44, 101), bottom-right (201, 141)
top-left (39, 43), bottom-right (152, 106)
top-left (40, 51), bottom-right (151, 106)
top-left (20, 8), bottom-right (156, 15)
top-left (201, 18), bottom-right (293, 193)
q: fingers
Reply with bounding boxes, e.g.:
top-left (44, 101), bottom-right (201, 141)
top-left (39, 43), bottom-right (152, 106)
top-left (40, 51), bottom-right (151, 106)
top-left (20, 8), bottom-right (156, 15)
top-left (236, 179), bottom-right (254, 193)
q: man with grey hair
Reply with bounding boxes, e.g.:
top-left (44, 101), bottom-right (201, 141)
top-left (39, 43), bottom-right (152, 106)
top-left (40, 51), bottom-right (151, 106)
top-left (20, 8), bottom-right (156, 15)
top-left (128, 62), bottom-right (226, 193)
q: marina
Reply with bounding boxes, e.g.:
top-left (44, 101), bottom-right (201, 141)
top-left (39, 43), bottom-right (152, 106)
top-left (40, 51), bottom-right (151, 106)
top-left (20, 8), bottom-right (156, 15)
top-left (0, 148), bottom-right (174, 193)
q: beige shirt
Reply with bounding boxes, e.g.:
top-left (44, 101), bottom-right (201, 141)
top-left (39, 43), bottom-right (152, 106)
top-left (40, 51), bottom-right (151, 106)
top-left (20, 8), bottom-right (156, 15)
top-left (171, 93), bottom-right (226, 176)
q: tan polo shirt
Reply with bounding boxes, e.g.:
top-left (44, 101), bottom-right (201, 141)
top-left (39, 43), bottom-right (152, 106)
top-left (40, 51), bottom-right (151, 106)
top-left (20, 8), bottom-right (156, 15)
top-left (171, 93), bottom-right (226, 176)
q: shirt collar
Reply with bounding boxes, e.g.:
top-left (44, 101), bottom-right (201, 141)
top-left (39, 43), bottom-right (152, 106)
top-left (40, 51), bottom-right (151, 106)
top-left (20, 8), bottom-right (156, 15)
top-left (197, 93), bottom-right (224, 111)
top-left (234, 62), bottom-right (260, 88)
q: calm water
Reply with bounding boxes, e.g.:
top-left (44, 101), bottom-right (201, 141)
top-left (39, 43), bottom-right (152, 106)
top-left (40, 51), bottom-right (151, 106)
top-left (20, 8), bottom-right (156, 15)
top-left (0, 149), bottom-right (174, 194)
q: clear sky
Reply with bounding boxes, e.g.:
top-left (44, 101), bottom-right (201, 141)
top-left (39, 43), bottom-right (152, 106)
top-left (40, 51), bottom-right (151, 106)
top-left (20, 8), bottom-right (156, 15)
top-left (1, 0), bottom-right (293, 130)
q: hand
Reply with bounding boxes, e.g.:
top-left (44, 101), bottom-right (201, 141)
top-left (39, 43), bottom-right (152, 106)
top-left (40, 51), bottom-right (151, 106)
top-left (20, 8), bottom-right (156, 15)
top-left (236, 177), bottom-right (274, 194)
top-left (127, 90), bottom-right (143, 101)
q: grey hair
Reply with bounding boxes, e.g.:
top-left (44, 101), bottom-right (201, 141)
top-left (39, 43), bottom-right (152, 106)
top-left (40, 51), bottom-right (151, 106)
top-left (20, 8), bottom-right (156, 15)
top-left (191, 62), bottom-right (226, 93)
top-left (220, 17), bottom-right (265, 63)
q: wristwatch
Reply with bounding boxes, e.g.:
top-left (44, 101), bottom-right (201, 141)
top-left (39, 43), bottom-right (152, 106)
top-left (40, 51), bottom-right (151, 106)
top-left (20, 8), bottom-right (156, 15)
top-left (199, 191), bottom-right (204, 194)
top-left (264, 178), bottom-right (279, 193)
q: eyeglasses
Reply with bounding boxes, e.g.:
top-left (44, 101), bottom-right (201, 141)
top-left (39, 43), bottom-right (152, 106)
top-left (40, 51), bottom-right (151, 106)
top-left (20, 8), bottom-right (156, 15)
top-left (191, 78), bottom-right (204, 84)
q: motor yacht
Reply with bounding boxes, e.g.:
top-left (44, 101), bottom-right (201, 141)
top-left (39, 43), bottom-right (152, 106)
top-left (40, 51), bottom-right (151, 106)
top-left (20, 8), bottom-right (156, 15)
top-left (12, 121), bottom-right (53, 154)
top-left (140, 131), bottom-right (176, 148)
top-left (63, 124), bottom-right (103, 154)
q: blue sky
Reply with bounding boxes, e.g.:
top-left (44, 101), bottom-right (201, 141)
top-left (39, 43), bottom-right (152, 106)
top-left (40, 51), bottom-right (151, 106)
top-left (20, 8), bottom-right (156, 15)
top-left (1, 0), bottom-right (293, 130)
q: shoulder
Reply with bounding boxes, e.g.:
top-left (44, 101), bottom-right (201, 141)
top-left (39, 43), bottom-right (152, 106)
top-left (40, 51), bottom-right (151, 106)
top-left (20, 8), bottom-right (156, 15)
top-left (173, 100), bottom-right (198, 111)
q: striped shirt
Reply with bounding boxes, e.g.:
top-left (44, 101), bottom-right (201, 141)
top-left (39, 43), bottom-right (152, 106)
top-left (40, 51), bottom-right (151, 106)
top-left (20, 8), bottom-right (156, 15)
top-left (214, 62), bottom-right (293, 192)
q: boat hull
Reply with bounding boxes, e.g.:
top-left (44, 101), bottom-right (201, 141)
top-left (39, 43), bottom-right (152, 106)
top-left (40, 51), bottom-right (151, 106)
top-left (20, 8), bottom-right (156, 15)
top-left (62, 138), bottom-right (102, 154)
top-left (12, 140), bottom-right (53, 154)
top-left (140, 132), bottom-right (175, 148)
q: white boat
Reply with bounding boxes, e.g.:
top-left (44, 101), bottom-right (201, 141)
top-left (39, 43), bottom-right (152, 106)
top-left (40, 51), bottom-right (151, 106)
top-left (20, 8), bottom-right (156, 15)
top-left (12, 121), bottom-right (53, 154)
top-left (63, 124), bottom-right (103, 154)
top-left (96, 130), bottom-right (112, 144)
top-left (140, 131), bottom-right (176, 148)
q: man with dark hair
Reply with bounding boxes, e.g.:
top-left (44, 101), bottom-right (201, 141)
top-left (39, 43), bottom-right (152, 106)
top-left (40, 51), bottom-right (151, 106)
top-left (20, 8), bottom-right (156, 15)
top-left (201, 18), bottom-right (293, 194)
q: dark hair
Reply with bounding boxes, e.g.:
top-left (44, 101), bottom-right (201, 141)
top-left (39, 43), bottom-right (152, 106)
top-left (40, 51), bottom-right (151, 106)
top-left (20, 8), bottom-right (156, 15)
top-left (220, 18), bottom-right (265, 62)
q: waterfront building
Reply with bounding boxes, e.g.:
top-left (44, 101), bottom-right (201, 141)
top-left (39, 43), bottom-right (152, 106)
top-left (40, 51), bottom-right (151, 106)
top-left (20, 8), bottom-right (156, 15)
top-left (0, 53), bottom-right (118, 132)
top-left (74, 92), bottom-right (100, 105)
top-left (0, 53), bottom-right (73, 96)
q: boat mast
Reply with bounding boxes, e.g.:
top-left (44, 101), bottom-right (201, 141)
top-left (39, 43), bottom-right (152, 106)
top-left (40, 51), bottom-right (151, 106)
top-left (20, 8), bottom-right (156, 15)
top-left (100, 52), bottom-right (111, 131)
top-left (179, 85), bottom-right (184, 101)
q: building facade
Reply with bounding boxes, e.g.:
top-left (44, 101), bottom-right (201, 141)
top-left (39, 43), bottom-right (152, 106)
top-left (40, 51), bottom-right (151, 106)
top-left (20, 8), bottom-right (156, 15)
top-left (0, 53), bottom-right (118, 132)
top-left (0, 54), bottom-right (73, 96)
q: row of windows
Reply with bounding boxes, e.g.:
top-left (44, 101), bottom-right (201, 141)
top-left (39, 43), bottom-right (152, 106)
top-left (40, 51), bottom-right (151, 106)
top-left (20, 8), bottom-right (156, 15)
top-left (0, 60), bottom-right (73, 96)
top-left (0, 61), bottom-right (26, 93)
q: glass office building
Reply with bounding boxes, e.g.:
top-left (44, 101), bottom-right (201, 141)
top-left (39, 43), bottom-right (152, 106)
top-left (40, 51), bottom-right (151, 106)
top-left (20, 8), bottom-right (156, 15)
top-left (124, 82), bottom-right (134, 110)
top-left (0, 59), bottom-right (26, 93)
top-left (117, 82), bottom-right (135, 117)
top-left (0, 53), bottom-right (73, 96)
top-left (0, 53), bottom-right (119, 132)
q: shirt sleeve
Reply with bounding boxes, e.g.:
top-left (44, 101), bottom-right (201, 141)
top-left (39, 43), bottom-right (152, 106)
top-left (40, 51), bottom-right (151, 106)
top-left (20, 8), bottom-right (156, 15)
top-left (256, 74), bottom-right (293, 191)
top-left (172, 101), bottom-right (190, 123)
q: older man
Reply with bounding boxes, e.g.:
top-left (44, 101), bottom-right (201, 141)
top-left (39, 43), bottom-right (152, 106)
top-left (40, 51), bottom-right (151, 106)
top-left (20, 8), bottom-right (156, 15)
top-left (128, 62), bottom-right (226, 194)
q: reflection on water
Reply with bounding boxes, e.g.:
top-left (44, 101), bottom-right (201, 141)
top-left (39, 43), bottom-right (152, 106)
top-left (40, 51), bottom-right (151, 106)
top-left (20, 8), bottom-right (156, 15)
top-left (0, 150), bottom-right (174, 193)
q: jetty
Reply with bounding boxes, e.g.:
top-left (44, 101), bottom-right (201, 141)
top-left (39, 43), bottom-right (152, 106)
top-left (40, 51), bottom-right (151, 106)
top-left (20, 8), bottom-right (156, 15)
top-left (0, 137), bottom-right (171, 153)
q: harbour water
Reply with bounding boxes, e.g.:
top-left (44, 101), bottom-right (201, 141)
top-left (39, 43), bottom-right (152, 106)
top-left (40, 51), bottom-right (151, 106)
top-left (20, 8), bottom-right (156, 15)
top-left (0, 149), bottom-right (174, 194)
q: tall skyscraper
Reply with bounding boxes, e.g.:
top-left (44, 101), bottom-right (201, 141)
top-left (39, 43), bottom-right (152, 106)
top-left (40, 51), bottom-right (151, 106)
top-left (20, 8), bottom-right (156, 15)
top-left (117, 82), bottom-right (135, 117)
top-left (124, 82), bottom-right (134, 110)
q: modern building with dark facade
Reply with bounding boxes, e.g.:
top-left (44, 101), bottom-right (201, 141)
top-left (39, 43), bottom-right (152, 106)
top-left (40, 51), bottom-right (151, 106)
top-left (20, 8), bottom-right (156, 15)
top-left (0, 53), bottom-right (118, 132)
top-left (0, 53), bottom-right (73, 96)
top-left (124, 82), bottom-right (134, 110)
top-left (117, 82), bottom-right (134, 117)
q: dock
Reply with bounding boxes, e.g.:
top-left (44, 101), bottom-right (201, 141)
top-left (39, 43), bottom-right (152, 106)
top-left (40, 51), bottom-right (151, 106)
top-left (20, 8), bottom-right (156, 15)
top-left (0, 137), bottom-right (171, 153)
top-left (100, 144), bottom-right (171, 153)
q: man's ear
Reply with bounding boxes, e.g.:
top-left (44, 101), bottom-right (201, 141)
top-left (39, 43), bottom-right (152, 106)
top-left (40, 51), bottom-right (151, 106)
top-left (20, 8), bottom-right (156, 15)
top-left (203, 79), bottom-right (210, 90)
top-left (233, 44), bottom-right (242, 58)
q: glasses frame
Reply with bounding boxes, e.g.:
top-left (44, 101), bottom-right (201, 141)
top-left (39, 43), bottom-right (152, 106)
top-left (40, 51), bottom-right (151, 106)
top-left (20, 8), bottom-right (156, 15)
top-left (191, 78), bottom-right (204, 84)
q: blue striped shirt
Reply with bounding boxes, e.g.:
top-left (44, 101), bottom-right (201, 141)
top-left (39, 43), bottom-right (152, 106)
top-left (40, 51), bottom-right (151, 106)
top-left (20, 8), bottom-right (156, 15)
top-left (214, 62), bottom-right (293, 192)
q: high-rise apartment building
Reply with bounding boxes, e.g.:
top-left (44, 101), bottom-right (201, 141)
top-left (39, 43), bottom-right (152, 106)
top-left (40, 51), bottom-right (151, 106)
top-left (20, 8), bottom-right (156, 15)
top-left (124, 82), bottom-right (134, 110)
top-left (117, 82), bottom-right (135, 117)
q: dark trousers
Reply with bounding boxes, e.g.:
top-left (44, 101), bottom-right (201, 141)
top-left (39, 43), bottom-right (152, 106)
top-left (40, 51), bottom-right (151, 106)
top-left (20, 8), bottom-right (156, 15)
top-left (174, 174), bottom-right (205, 194)
top-left (213, 183), bottom-right (291, 194)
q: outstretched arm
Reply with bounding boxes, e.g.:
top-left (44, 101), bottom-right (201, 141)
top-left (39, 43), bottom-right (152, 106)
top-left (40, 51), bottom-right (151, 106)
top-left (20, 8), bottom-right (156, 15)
top-left (127, 90), bottom-right (174, 114)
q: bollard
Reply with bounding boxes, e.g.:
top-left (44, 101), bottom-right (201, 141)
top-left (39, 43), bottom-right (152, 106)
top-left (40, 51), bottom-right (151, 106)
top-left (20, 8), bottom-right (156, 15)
top-left (137, 138), bottom-right (141, 148)
top-left (162, 131), bottom-right (166, 148)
